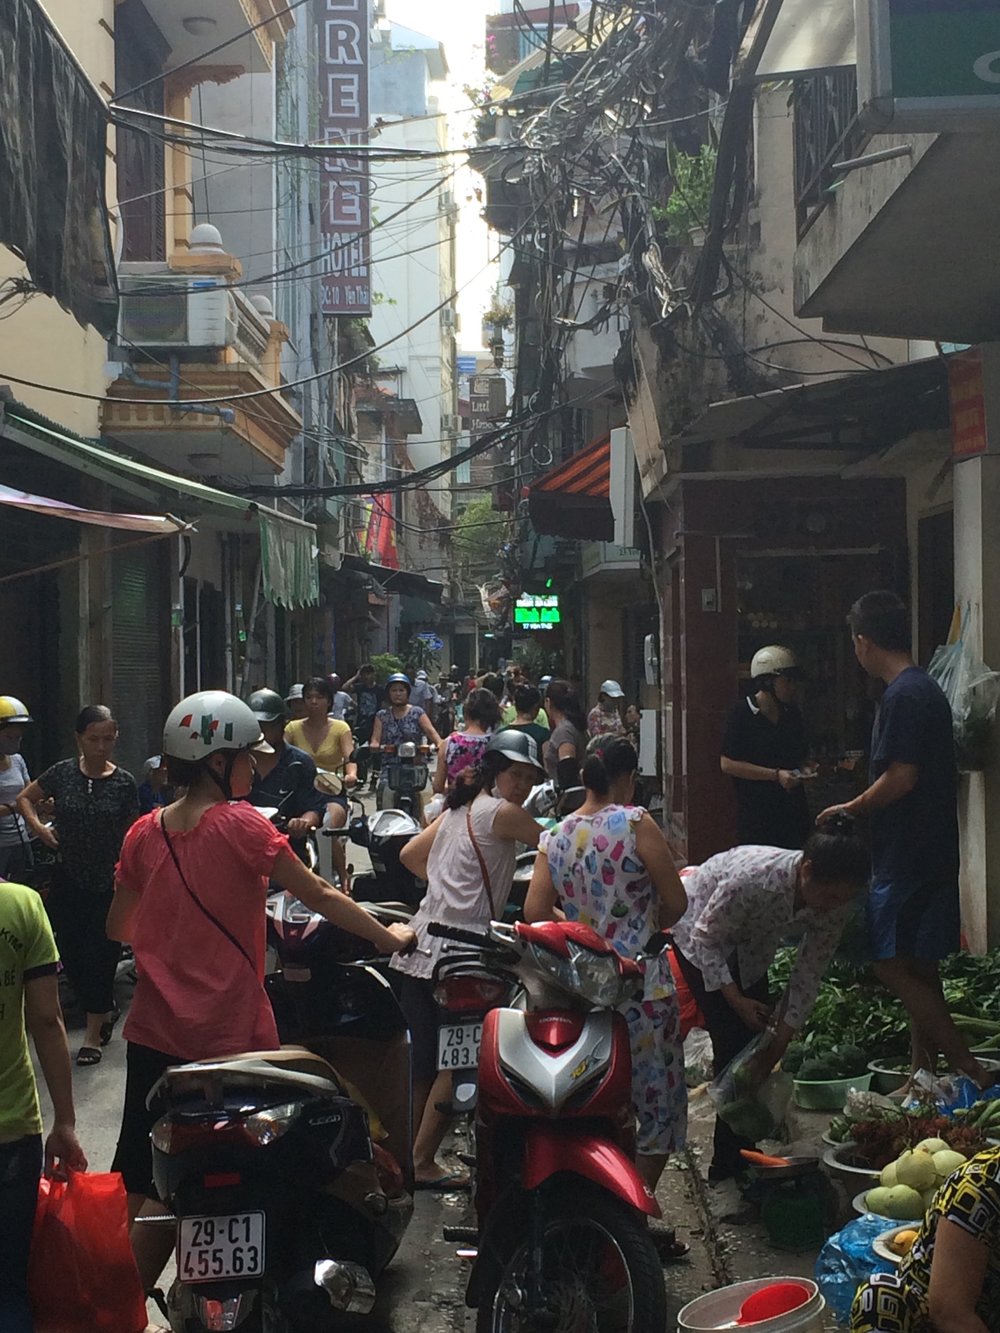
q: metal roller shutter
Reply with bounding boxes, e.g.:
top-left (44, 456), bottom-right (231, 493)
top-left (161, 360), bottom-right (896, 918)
top-left (111, 543), bottom-right (169, 777)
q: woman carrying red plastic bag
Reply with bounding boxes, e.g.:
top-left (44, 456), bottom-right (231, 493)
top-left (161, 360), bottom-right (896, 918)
top-left (0, 880), bottom-right (87, 1330)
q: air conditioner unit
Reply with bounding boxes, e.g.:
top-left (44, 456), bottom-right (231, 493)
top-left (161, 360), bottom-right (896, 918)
top-left (440, 307), bottom-right (458, 332)
top-left (119, 273), bottom-right (237, 350)
top-left (440, 414), bottom-right (461, 435)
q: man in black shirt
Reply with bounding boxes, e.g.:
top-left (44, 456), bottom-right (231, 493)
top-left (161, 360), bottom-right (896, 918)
top-left (819, 591), bottom-right (990, 1087)
top-left (721, 645), bottom-right (812, 849)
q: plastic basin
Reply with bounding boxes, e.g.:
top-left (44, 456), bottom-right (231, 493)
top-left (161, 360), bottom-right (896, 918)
top-left (678, 1278), bottom-right (825, 1333)
top-left (793, 1071), bottom-right (872, 1110)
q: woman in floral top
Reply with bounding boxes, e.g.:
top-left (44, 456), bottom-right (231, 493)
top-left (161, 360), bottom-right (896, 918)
top-left (669, 819), bottom-right (870, 1180)
top-left (525, 739), bottom-right (688, 1193)
top-left (432, 687), bottom-right (500, 796)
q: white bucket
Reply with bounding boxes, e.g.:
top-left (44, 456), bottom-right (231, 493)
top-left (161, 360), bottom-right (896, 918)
top-left (677, 1278), bottom-right (826, 1333)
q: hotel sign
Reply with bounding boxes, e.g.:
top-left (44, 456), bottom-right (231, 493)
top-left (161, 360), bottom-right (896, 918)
top-left (317, 0), bottom-right (371, 314)
top-left (857, 0), bottom-right (1000, 131)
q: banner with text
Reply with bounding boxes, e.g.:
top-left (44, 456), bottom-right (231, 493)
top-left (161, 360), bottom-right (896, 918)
top-left (317, 0), bottom-right (371, 315)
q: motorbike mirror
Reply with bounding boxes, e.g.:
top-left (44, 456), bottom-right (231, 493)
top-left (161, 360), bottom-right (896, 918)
top-left (314, 769), bottom-right (344, 797)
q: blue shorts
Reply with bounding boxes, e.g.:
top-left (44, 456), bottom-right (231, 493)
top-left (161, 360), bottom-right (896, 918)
top-left (867, 877), bottom-right (960, 962)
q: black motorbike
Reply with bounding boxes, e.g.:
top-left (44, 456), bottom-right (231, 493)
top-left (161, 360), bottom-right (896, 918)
top-left (146, 901), bottom-right (413, 1332)
top-left (341, 803), bottom-right (424, 908)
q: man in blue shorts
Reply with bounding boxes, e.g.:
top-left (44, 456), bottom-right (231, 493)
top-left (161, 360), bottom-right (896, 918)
top-left (819, 590), bottom-right (991, 1087)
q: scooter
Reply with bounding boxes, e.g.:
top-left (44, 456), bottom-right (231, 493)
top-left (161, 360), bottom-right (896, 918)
top-left (146, 901), bottom-right (413, 1332)
top-left (428, 918), bottom-right (667, 1333)
top-left (375, 740), bottom-right (432, 816)
top-left (341, 801), bottom-right (424, 908)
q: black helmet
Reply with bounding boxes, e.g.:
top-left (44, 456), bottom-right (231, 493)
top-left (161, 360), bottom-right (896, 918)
top-left (248, 688), bottom-right (287, 724)
top-left (486, 728), bottom-right (545, 773)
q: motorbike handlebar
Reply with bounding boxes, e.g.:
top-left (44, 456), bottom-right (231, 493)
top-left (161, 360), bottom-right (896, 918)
top-left (427, 922), bottom-right (494, 947)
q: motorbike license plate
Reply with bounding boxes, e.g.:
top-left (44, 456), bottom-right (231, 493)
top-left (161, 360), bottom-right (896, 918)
top-left (177, 1212), bottom-right (265, 1283)
top-left (438, 1021), bottom-right (482, 1070)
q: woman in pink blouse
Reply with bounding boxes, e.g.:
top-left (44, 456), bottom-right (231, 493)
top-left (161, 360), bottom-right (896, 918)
top-left (669, 815), bottom-right (869, 1181)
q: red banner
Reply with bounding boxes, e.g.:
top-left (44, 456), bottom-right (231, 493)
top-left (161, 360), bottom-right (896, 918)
top-left (949, 348), bottom-right (987, 459)
top-left (317, 0), bottom-right (371, 315)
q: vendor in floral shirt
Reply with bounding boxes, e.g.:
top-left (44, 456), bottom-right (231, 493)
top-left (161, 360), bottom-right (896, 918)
top-left (670, 816), bottom-right (870, 1181)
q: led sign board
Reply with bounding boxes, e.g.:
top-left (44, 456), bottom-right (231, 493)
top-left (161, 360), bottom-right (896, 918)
top-left (857, 0), bottom-right (1000, 131)
top-left (514, 594), bottom-right (561, 631)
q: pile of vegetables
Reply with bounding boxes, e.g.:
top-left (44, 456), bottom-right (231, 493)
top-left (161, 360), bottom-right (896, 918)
top-left (864, 1139), bottom-right (968, 1220)
top-left (783, 1041), bottom-right (867, 1081)
top-left (769, 948), bottom-right (1000, 1060)
top-left (829, 1102), bottom-right (988, 1169)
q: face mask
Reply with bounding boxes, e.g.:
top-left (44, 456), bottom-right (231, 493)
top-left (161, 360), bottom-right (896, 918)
top-left (0, 731), bottom-right (22, 755)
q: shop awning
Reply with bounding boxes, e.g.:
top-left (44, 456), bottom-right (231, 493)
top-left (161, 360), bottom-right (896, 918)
top-left (0, 0), bottom-right (117, 334)
top-left (339, 553), bottom-right (444, 604)
top-left (258, 507), bottom-right (319, 609)
top-left (674, 358), bottom-right (950, 451)
top-left (0, 483), bottom-right (185, 533)
top-left (528, 434), bottom-right (614, 541)
top-left (0, 402), bottom-right (320, 607)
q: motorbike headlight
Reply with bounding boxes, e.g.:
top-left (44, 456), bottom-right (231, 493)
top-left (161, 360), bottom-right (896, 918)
top-left (398, 741), bottom-right (417, 758)
top-left (528, 941), bottom-right (581, 996)
top-left (572, 948), bottom-right (629, 1006)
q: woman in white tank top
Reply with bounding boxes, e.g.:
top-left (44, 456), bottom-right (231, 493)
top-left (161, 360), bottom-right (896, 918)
top-left (392, 730), bottom-right (545, 1189)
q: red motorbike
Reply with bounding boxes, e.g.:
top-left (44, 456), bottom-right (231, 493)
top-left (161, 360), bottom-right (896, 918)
top-left (428, 919), bottom-right (666, 1333)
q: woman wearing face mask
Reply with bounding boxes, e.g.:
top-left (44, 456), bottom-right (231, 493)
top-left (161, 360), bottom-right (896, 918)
top-left (17, 706), bottom-right (139, 1065)
top-left (393, 730), bottom-right (545, 1189)
top-left (669, 814), bottom-right (871, 1181)
top-left (0, 696), bottom-right (34, 879)
top-left (105, 691), bottom-right (416, 1293)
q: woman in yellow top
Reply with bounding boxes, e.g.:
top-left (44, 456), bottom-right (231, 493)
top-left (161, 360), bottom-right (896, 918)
top-left (284, 676), bottom-right (357, 891)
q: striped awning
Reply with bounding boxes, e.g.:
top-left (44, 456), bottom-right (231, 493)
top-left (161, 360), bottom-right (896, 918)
top-left (528, 435), bottom-right (613, 540)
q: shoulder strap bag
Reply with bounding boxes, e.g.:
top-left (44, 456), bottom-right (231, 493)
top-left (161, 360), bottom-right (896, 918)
top-left (159, 811), bottom-right (257, 973)
top-left (466, 802), bottom-right (498, 919)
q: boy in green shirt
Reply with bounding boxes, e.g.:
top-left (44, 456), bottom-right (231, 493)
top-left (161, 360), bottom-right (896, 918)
top-left (1, 879), bottom-right (86, 1329)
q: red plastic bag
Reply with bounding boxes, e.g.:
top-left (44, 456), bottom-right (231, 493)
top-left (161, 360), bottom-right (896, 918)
top-left (28, 1170), bottom-right (148, 1333)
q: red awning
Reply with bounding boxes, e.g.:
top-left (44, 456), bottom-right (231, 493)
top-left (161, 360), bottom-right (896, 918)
top-left (528, 435), bottom-right (613, 541)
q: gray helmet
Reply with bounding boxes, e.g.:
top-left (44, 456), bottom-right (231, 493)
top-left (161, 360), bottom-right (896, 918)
top-left (486, 728), bottom-right (545, 772)
top-left (385, 672), bottom-right (412, 696)
top-left (248, 688), bottom-right (287, 724)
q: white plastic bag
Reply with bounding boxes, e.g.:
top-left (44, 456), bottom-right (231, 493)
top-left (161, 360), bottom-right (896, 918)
top-left (707, 1031), bottom-right (792, 1140)
top-left (928, 626), bottom-right (1000, 771)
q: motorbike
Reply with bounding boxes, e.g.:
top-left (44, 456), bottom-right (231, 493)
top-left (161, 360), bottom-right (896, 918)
top-left (145, 900), bottom-right (413, 1332)
top-left (335, 800), bottom-right (424, 908)
top-left (374, 740), bottom-right (432, 816)
top-left (428, 918), bottom-right (667, 1333)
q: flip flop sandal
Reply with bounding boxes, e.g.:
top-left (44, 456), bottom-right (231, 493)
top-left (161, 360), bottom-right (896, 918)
top-left (76, 1046), bottom-right (103, 1066)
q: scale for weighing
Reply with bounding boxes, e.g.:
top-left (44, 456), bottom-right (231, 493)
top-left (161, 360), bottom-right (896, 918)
top-left (741, 1156), bottom-right (836, 1252)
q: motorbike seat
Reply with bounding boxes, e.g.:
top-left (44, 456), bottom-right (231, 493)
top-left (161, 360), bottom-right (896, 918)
top-left (231, 1045), bottom-right (344, 1085)
top-left (156, 1046), bottom-right (346, 1102)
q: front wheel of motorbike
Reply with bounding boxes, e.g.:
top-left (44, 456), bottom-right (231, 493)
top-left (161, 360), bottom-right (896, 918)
top-left (476, 1181), bottom-right (666, 1333)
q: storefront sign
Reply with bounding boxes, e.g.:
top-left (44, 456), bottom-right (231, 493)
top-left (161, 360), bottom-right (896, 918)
top-left (317, 0), bottom-right (371, 314)
top-left (514, 593), bottom-right (561, 631)
top-left (949, 349), bottom-right (988, 459)
top-left (858, 0), bottom-right (1000, 131)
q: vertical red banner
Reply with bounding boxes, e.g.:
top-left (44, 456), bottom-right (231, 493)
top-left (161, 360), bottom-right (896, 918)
top-left (949, 348), bottom-right (987, 459)
top-left (317, 0), bottom-right (371, 315)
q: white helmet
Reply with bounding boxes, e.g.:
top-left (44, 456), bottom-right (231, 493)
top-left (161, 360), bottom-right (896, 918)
top-left (162, 690), bottom-right (273, 762)
top-left (750, 646), bottom-right (802, 680)
top-left (0, 695), bottom-right (32, 726)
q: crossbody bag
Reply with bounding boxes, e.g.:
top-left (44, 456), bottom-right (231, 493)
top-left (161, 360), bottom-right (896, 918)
top-left (465, 804), bottom-right (498, 919)
top-left (158, 811), bottom-right (257, 974)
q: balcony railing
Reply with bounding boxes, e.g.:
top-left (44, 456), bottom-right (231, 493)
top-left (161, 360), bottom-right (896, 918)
top-left (793, 68), bottom-right (870, 240)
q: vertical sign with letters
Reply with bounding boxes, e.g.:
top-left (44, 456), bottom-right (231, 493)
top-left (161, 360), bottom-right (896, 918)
top-left (317, 0), bottom-right (371, 315)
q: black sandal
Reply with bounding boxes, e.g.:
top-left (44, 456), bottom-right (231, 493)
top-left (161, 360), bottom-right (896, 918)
top-left (99, 1005), bottom-right (122, 1046)
top-left (76, 1046), bottom-right (102, 1066)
